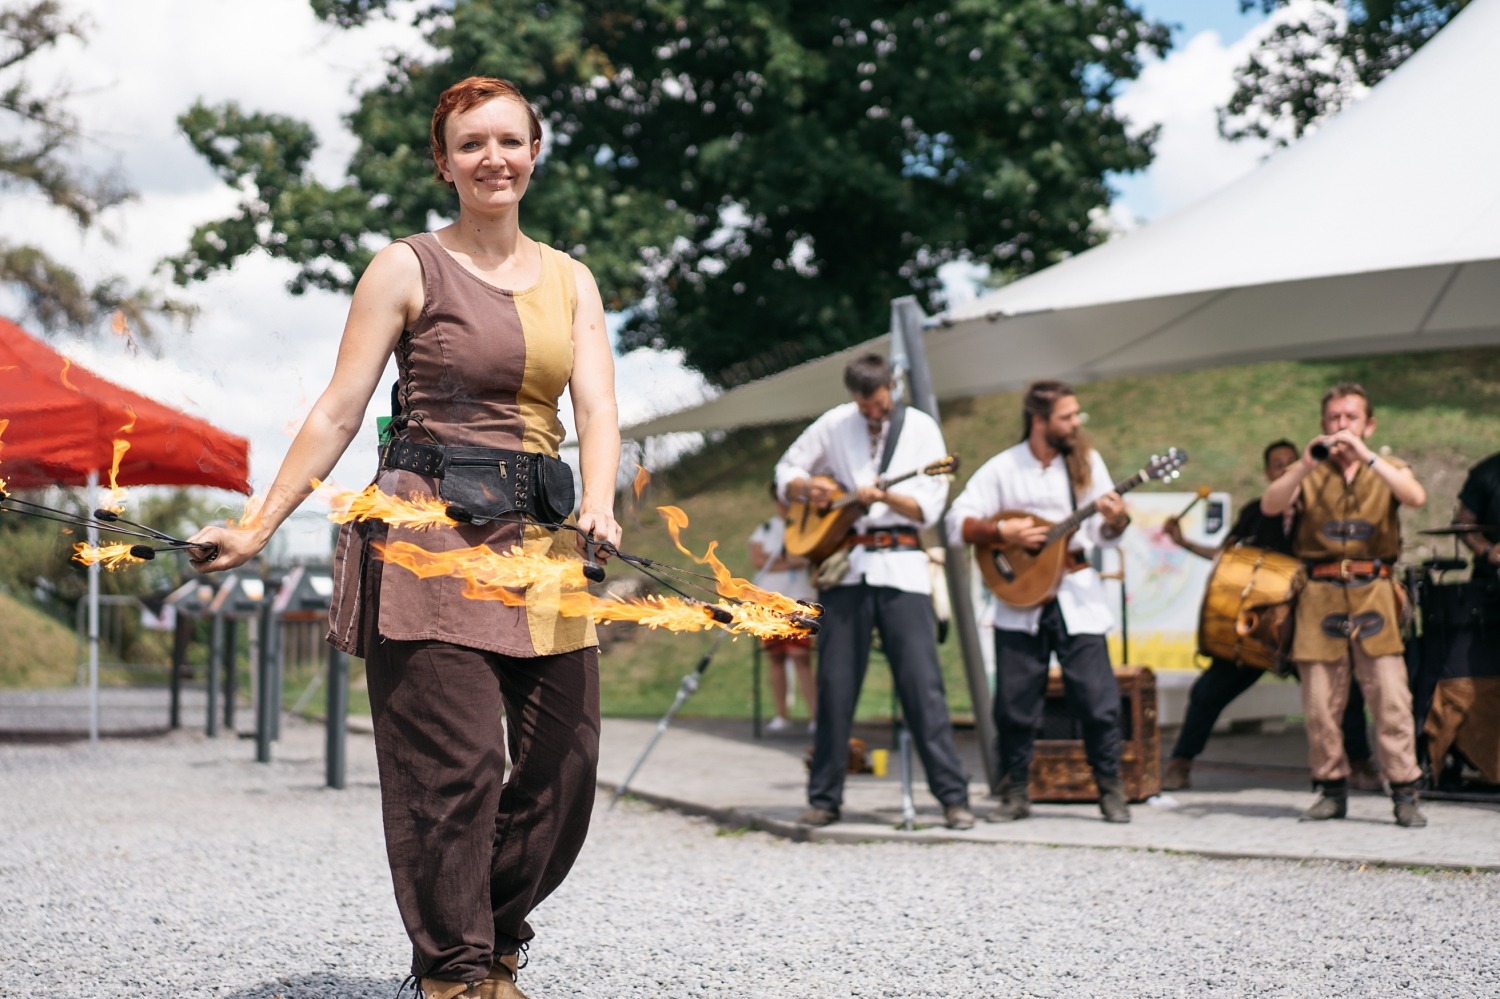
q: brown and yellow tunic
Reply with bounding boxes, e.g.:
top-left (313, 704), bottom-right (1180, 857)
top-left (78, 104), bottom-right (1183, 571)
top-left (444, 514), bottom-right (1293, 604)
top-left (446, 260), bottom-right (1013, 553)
top-left (1290, 456), bottom-right (1408, 662)
top-left (328, 233), bottom-right (596, 658)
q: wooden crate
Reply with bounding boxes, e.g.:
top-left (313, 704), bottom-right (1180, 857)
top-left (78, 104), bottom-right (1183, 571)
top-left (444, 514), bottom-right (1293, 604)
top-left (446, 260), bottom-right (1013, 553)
top-left (1028, 665), bottom-right (1161, 803)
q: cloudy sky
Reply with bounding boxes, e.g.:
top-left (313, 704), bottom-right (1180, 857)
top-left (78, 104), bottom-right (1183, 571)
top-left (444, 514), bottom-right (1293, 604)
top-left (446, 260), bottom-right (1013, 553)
top-left (3, 0), bottom-right (1290, 507)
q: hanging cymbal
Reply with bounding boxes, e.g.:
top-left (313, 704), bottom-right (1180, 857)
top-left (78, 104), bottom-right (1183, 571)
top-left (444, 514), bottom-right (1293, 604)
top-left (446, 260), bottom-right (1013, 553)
top-left (1419, 524), bottom-right (1496, 536)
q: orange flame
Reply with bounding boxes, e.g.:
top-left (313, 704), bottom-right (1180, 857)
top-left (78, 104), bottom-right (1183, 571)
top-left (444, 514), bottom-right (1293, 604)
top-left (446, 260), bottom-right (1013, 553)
top-left (100, 409), bottom-right (138, 512)
top-left (632, 464), bottom-right (650, 500)
top-left (59, 357), bottom-right (78, 391)
top-left (72, 542), bottom-right (145, 570)
top-left (110, 310), bottom-right (138, 353)
top-left (655, 505), bottom-right (807, 615)
top-left (315, 485), bottom-right (815, 637)
top-left (321, 482), bottom-right (458, 531)
top-left (220, 493), bottom-right (266, 531)
top-left (373, 538), bottom-right (813, 637)
top-left (0, 417), bottom-right (8, 491)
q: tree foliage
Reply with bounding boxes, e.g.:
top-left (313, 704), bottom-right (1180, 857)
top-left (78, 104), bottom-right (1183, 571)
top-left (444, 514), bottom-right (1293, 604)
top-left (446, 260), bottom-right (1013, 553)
top-left (170, 0), bottom-right (1169, 385)
top-left (0, 1), bottom-right (188, 339)
top-left (1220, 0), bottom-right (1468, 146)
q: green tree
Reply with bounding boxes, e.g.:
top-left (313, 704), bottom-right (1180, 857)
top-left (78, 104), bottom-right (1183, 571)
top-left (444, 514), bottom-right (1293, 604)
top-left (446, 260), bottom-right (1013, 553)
top-left (0, 1), bottom-right (187, 339)
top-left (1220, 1), bottom-right (1468, 147)
top-left (169, 0), bottom-right (1169, 385)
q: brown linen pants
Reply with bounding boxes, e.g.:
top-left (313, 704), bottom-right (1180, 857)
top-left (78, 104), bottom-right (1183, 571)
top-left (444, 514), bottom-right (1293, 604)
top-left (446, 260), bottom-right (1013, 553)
top-left (365, 635), bottom-right (600, 984)
top-left (1300, 646), bottom-right (1420, 785)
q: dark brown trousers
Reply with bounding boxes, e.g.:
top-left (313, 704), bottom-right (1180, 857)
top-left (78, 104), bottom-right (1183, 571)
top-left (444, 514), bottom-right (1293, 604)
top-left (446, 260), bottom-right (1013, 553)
top-left (365, 634), bottom-right (600, 983)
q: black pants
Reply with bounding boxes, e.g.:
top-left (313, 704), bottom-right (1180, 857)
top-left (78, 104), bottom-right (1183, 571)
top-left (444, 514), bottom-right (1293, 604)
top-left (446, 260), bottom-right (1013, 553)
top-left (365, 635), bottom-right (600, 984)
top-left (1171, 657), bottom-right (1373, 761)
top-left (993, 601), bottom-right (1122, 783)
top-left (808, 584), bottom-right (970, 810)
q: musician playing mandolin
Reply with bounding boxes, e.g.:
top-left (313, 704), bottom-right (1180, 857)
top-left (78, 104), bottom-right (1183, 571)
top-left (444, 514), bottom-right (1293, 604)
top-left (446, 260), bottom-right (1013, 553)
top-left (946, 380), bottom-right (1133, 823)
top-left (776, 353), bottom-right (975, 831)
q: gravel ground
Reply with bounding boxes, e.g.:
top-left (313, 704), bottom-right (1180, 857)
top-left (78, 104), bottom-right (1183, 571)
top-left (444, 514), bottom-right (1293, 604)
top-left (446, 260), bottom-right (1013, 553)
top-left (2, 721), bottom-right (1497, 999)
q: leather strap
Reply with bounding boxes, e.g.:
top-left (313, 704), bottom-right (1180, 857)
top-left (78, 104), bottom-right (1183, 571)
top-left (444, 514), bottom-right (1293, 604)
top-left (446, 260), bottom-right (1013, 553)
top-left (1309, 559), bottom-right (1393, 581)
top-left (844, 528), bottom-right (922, 552)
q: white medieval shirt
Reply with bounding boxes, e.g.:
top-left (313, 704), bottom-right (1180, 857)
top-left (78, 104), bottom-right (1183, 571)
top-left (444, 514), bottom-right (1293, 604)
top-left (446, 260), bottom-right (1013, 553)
top-left (775, 402), bottom-right (948, 595)
top-left (945, 440), bottom-right (1122, 635)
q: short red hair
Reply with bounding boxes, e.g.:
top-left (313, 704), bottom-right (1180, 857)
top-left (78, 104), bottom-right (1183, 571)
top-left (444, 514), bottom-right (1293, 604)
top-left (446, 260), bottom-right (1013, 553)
top-left (430, 76), bottom-right (543, 186)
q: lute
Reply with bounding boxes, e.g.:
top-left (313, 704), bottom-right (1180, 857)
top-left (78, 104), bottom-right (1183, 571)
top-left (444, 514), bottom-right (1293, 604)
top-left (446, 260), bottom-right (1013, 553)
top-left (784, 455), bottom-right (959, 563)
top-left (975, 448), bottom-right (1187, 609)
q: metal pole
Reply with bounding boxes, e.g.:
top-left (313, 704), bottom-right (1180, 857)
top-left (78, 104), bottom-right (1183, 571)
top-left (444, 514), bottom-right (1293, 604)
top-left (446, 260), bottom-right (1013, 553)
top-left (326, 645), bottom-right (348, 790)
top-left (169, 612), bottom-right (191, 730)
top-left (897, 726), bottom-right (917, 831)
top-left (207, 611), bottom-right (223, 738)
top-left (87, 470), bottom-right (100, 746)
top-left (892, 296), bottom-right (1000, 793)
top-left (223, 617), bottom-right (238, 733)
top-left (256, 603), bottom-right (276, 763)
top-left (752, 640), bottom-right (763, 739)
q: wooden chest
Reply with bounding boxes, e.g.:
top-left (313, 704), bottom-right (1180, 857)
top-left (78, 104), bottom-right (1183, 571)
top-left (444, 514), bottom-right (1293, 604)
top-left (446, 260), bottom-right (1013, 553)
top-left (1028, 665), bottom-right (1161, 803)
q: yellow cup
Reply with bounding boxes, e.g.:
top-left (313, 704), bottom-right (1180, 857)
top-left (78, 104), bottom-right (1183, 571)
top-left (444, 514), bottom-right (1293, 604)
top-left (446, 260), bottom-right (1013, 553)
top-left (870, 748), bottom-right (889, 777)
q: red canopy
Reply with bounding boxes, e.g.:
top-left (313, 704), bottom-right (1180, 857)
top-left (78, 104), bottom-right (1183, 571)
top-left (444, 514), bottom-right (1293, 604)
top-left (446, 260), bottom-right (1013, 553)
top-left (0, 317), bottom-right (251, 493)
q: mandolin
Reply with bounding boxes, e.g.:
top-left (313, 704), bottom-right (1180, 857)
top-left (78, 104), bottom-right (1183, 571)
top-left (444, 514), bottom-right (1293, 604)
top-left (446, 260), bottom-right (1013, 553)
top-left (784, 455), bottom-right (959, 563)
top-left (975, 448), bottom-right (1187, 609)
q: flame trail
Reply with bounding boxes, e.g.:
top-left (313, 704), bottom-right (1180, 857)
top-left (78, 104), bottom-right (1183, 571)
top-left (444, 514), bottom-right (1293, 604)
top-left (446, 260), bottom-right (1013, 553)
top-left (655, 505), bottom-right (808, 614)
top-left (73, 542), bottom-right (146, 570)
top-left (372, 540), bottom-right (809, 637)
top-left (317, 484), bottom-right (816, 637)
top-left (632, 464), bottom-right (650, 500)
top-left (110, 310), bottom-right (138, 353)
top-left (321, 481), bottom-right (456, 531)
top-left (0, 417), bottom-right (8, 492)
top-left (101, 409), bottom-right (138, 513)
top-left (59, 357), bottom-right (78, 391)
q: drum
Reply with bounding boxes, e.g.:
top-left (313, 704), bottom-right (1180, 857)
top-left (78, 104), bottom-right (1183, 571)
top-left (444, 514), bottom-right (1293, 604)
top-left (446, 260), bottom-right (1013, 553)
top-left (1198, 545), bottom-right (1307, 672)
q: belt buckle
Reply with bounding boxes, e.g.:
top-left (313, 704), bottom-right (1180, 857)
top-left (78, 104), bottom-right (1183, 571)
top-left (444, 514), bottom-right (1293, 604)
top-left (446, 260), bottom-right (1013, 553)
top-left (1337, 559), bottom-right (1353, 580)
top-left (871, 533), bottom-right (891, 549)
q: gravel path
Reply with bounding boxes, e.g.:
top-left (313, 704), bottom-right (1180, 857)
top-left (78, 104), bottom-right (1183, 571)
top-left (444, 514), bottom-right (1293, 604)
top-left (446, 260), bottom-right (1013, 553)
top-left (2, 722), bottom-right (1496, 998)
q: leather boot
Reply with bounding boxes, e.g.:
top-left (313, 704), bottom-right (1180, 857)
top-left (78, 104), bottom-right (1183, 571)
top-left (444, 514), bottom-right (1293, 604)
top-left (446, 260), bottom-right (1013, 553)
top-left (1391, 781), bottom-right (1428, 828)
top-left (420, 979), bottom-right (480, 999)
top-left (1096, 775), bottom-right (1131, 824)
top-left (1162, 756), bottom-right (1192, 791)
top-left (1300, 779), bottom-right (1348, 821)
top-left (986, 777), bottom-right (1031, 822)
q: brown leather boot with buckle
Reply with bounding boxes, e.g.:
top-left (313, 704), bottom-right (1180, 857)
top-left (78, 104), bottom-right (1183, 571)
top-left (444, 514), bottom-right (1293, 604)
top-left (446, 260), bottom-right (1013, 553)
top-left (420, 978), bottom-right (480, 999)
top-left (478, 952), bottom-right (529, 999)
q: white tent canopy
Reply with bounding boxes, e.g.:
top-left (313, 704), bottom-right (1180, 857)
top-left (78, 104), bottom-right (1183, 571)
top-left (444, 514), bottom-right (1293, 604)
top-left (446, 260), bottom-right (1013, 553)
top-left (622, 0), bottom-right (1500, 439)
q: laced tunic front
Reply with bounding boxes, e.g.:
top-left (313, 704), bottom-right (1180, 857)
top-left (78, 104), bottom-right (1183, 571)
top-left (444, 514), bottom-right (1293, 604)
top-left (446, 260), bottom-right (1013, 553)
top-left (327, 232), bottom-right (596, 658)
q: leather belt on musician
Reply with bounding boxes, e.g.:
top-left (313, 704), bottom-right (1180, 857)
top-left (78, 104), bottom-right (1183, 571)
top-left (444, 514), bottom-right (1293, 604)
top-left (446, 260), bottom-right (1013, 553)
top-left (844, 527), bottom-right (923, 552)
top-left (1308, 558), bottom-right (1394, 581)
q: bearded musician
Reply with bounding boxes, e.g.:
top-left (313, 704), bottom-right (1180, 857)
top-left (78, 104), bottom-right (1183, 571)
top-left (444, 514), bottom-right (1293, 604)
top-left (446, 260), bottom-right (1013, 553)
top-left (946, 380), bottom-right (1132, 824)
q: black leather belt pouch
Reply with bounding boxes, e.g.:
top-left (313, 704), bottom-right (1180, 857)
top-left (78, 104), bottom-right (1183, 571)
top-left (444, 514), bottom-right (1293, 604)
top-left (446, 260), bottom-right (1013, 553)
top-left (435, 447), bottom-right (575, 527)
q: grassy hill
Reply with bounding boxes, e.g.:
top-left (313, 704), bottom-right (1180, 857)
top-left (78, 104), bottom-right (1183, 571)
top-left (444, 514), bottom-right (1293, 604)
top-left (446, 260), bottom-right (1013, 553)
top-left (0, 591), bottom-right (80, 688)
top-left (596, 346), bottom-right (1500, 721)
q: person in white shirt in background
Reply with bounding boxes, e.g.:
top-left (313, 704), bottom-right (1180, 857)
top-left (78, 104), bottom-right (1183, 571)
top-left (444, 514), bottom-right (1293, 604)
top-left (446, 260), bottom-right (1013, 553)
top-left (776, 353), bottom-right (974, 831)
top-left (748, 482), bottom-right (818, 733)
top-left (948, 379), bottom-right (1132, 824)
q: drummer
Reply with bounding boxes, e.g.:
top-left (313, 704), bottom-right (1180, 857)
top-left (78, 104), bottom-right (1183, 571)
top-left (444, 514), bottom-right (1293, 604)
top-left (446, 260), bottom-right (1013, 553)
top-left (1454, 450), bottom-right (1500, 581)
top-left (1261, 383), bottom-right (1428, 827)
top-left (1161, 440), bottom-right (1378, 792)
